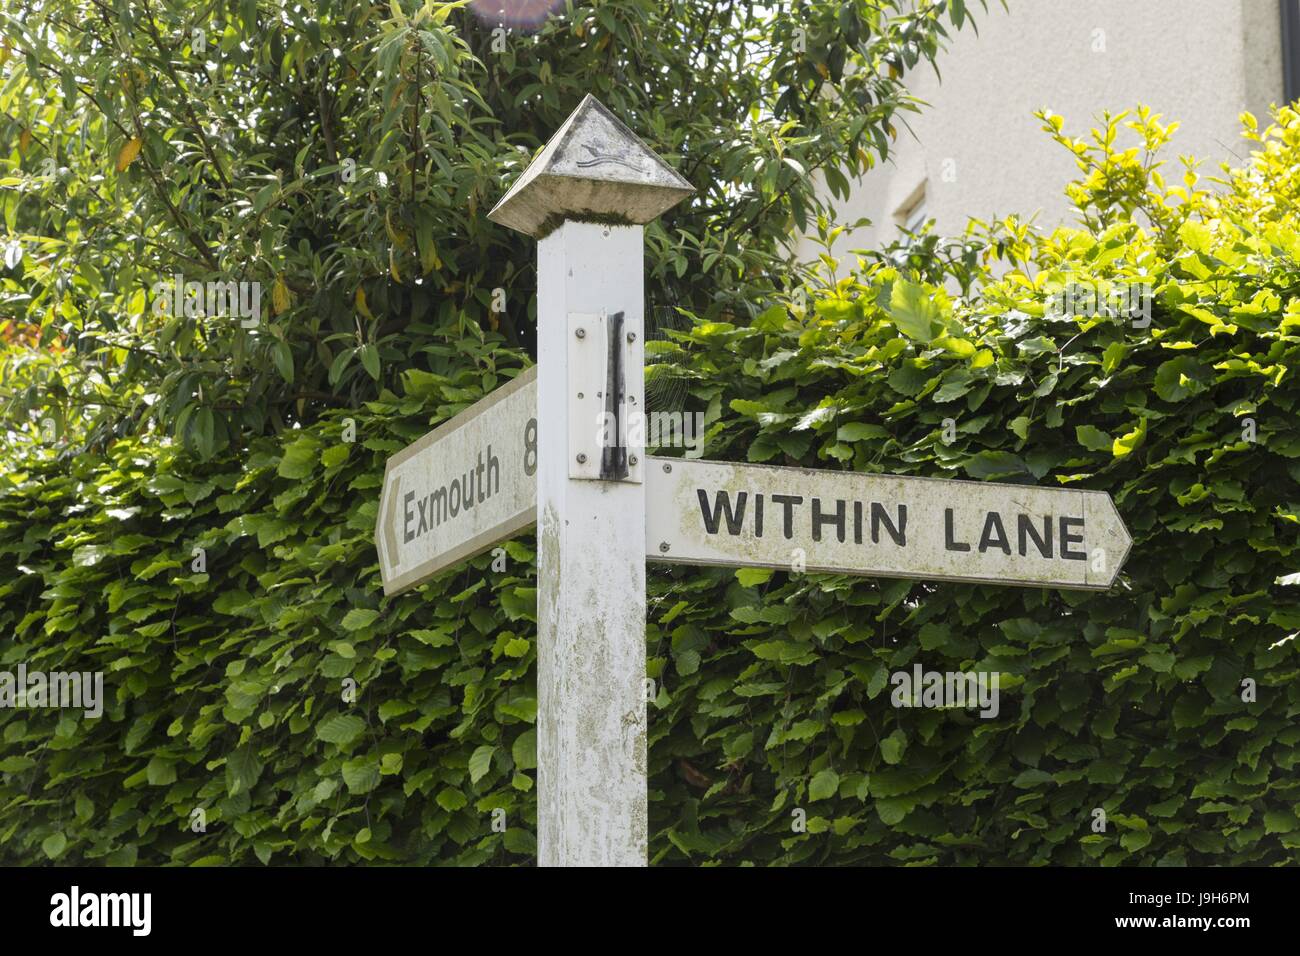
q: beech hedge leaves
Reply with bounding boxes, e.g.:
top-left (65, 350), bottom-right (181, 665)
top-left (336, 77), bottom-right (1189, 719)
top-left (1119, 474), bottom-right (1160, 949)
top-left (3, 105), bottom-right (1300, 864)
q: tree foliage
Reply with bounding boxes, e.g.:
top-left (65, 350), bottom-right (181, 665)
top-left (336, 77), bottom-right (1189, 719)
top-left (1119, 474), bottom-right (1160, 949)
top-left (0, 0), bottom-right (974, 458)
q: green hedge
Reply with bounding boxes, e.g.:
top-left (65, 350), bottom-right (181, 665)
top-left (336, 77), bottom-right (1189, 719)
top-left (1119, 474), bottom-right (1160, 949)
top-left (1, 357), bottom-right (546, 864)
top-left (3, 106), bottom-right (1300, 865)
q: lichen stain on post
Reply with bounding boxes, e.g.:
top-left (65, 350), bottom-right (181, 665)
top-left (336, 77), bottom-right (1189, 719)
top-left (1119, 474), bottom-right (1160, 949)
top-left (624, 707), bottom-right (648, 777)
top-left (538, 501), bottom-right (561, 613)
top-left (536, 501), bottom-right (563, 862)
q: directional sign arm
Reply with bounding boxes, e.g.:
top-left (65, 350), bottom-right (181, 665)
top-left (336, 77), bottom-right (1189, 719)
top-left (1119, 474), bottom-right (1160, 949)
top-left (376, 367), bottom-right (538, 596)
top-left (645, 457), bottom-right (1132, 590)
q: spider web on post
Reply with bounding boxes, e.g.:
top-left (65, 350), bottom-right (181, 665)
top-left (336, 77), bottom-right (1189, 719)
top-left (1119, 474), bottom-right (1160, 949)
top-left (643, 299), bottom-right (697, 453)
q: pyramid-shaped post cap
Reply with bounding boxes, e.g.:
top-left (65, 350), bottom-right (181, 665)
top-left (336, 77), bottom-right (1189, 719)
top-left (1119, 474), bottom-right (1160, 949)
top-left (488, 95), bottom-right (694, 238)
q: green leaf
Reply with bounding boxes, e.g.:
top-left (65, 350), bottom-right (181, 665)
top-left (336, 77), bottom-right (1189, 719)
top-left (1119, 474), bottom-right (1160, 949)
top-left (1121, 831), bottom-right (1152, 851)
top-left (72, 544), bottom-right (109, 568)
top-left (226, 746), bottom-right (264, 796)
top-left (809, 769), bottom-right (840, 802)
top-left (880, 729), bottom-right (907, 765)
top-left (317, 714), bottom-right (366, 746)
top-left (876, 796), bottom-right (913, 825)
top-left (146, 757), bottom-right (177, 786)
top-left (272, 339), bottom-right (294, 384)
top-left (277, 435), bottom-right (320, 479)
top-left (42, 833), bottom-right (67, 859)
top-left (360, 344), bottom-right (381, 381)
top-left (837, 422), bottom-right (889, 442)
top-left (753, 304), bottom-right (788, 331)
top-left (341, 608), bottom-right (380, 631)
top-left (964, 450), bottom-right (1026, 479)
top-left (1264, 810), bottom-right (1298, 834)
top-left (321, 443), bottom-right (349, 469)
top-left (1153, 355), bottom-right (1210, 402)
top-left (1113, 418), bottom-right (1147, 458)
top-left (436, 787), bottom-right (467, 811)
top-left (469, 745), bottom-right (495, 784)
top-left (1013, 768), bottom-right (1054, 788)
top-left (342, 756), bottom-right (381, 794)
top-left (1076, 424), bottom-right (1113, 451)
top-left (512, 730), bottom-right (537, 771)
top-left (888, 278), bottom-right (943, 341)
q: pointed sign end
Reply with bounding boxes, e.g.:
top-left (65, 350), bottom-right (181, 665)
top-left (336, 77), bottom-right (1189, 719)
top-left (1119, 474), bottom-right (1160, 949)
top-left (1098, 492), bottom-right (1133, 589)
top-left (487, 95), bottom-right (694, 237)
top-left (375, 468), bottom-right (401, 595)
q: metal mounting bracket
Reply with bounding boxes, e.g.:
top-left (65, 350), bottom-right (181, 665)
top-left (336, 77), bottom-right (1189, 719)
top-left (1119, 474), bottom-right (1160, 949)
top-left (568, 310), bottom-right (643, 483)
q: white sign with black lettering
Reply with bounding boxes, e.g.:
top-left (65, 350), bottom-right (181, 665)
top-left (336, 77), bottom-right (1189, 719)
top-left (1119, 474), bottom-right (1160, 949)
top-left (645, 457), bottom-right (1131, 589)
top-left (376, 367), bottom-right (538, 596)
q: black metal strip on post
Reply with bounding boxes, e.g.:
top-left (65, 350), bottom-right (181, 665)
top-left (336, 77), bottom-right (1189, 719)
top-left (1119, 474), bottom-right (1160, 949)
top-left (601, 311), bottom-right (629, 480)
top-left (1284, 0), bottom-right (1300, 104)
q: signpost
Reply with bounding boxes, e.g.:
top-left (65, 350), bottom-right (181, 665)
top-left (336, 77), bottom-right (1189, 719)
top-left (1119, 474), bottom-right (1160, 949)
top-left (491, 94), bottom-right (692, 867)
top-left (376, 367), bottom-right (537, 597)
top-left (645, 457), bottom-right (1131, 590)
top-left (375, 94), bottom-right (1134, 867)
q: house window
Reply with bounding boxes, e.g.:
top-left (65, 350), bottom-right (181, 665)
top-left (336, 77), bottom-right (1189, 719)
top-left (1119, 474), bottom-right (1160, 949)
top-left (895, 182), bottom-right (928, 237)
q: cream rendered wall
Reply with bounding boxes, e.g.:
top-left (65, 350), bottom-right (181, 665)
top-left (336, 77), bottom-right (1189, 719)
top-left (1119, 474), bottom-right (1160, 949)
top-left (797, 0), bottom-right (1284, 266)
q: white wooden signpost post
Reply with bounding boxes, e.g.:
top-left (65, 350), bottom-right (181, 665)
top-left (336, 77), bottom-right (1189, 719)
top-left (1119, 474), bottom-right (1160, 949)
top-left (489, 94), bottom-right (693, 867)
top-left (375, 95), bottom-right (1134, 867)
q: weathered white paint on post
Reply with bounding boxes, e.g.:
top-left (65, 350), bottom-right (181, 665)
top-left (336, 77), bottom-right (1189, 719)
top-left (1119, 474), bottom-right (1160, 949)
top-left (536, 222), bottom-right (647, 866)
top-left (488, 94), bottom-right (692, 866)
